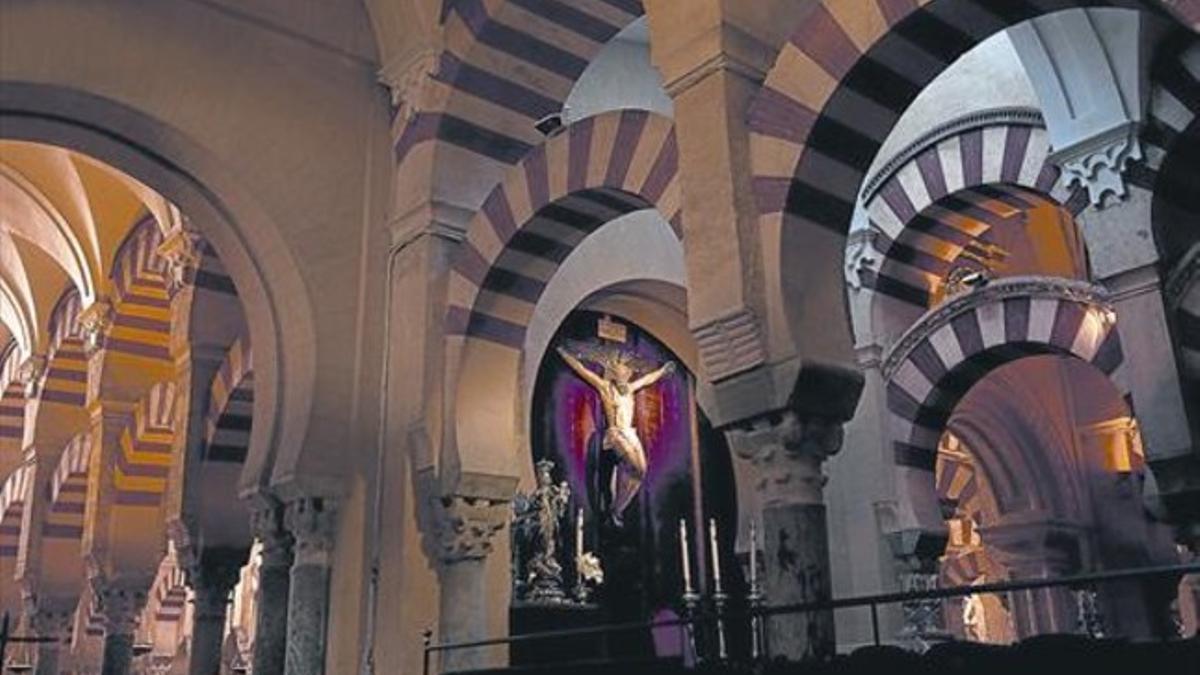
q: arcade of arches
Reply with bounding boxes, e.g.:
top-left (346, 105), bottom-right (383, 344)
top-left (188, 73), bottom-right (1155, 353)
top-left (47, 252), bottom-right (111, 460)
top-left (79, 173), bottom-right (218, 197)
top-left (1, 1), bottom-right (1199, 673)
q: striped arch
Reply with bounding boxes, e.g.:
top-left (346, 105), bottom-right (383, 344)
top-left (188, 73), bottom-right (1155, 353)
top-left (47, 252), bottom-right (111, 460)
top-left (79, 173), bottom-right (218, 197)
top-left (446, 109), bottom-right (680, 347)
top-left (397, 0), bottom-right (646, 167)
top-left (1169, 248), bottom-right (1200, 379)
top-left (204, 336), bottom-right (253, 463)
top-left (40, 288), bottom-right (87, 407)
top-left (45, 432), bottom-right (90, 543)
top-left (1141, 38), bottom-right (1199, 208)
top-left (882, 277), bottom-right (1127, 535)
top-left (748, 0), bottom-right (1184, 226)
top-left (745, 0), bottom-right (1187, 355)
top-left (146, 558), bottom-right (188, 624)
top-left (0, 378), bottom-right (24, 444)
top-left (860, 114), bottom-right (1077, 308)
top-left (0, 462), bottom-right (32, 557)
top-left (105, 216), bottom-right (171, 364)
top-left (113, 381), bottom-right (178, 507)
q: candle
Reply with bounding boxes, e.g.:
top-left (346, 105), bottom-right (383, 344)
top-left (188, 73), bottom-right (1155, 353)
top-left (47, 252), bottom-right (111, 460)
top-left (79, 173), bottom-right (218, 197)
top-left (749, 520), bottom-right (758, 588)
top-left (709, 518), bottom-right (722, 593)
top-left (575, 508), bottom-right (584, 562)
top-left (679, 519), bottom-right (693, 593)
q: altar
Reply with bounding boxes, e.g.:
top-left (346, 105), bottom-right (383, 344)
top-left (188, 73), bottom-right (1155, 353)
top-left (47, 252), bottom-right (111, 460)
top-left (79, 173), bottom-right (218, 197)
top-left (508, 312), bottom-right (748, 665)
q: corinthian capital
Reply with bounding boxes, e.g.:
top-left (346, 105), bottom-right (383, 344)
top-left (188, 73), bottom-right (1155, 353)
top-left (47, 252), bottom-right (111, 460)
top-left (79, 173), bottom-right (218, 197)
top-left (250, 499), bottom-right (295, 569)
top-left (284, 496), bottom-right (338, 567)
top-left (726, 412), bottom-right (844, 505)
top-left (1052, 122), bottom-right (1143, 209)
top-left (379, 49), bottom-right (441, 126)
top-left (79, 300), bottom-right (114, 356)
top-left (433, 494), bottom-right (508, 564)
top-left (18, 354), bottom-right (46, 398)
top-left (156, 227), bottom-right (205, 298)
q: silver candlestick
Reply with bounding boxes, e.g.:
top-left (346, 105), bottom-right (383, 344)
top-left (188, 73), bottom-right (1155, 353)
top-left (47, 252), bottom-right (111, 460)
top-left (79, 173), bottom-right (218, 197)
top-left (748, 520), bottom-right (765, 660)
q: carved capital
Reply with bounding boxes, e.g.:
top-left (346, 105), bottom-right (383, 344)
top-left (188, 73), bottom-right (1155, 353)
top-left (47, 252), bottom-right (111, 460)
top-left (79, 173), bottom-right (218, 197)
top-left (89, 578), bottom-right (147, 635)
top-left (284, 496), bottom-right (338, 567)
top-left (79, 300), bottom-right (114, 356)
top-left (18, 354), bottom-right (46, 398)
top-left (433, 494), bottom-right (508, 563)
top-left (1052, 123), bottom-right (1143, 209)
top-left (156, 227), bottom-right (205, 298)
top-left (250, 500), bottom-right (295, 569)
top-left (726, 411), bottom-right (844, 505)
top-left (692, 309), bottom-right (767, 382)
top-left (379, 49), bottom-right (441, 128)
top-left (183, 547), bottom-right (245, 620)
top-left (21, 593), bottom-right (74, 640)
top-left (845, 228), bottom-right (881, 292)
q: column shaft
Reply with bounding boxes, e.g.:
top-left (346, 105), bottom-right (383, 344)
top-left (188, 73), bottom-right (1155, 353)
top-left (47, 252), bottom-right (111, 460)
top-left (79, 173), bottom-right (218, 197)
top-left (251, 501), bottom-right (293, 675)
top-left (283, 496), bottom-right (337, 675)
top-left (727, 413), bottom-right (844, 661)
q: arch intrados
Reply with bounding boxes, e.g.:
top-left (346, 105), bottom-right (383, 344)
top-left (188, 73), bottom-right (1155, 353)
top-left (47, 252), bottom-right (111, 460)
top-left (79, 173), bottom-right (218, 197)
top-left (0, 82), bottom-right (313, 496)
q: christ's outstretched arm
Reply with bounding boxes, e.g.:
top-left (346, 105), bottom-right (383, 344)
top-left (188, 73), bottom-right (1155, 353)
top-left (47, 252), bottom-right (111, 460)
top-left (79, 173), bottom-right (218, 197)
top-left (631, 361), bottom-right (676, 392)
top-left (556, 346), bottom-right (605, 390)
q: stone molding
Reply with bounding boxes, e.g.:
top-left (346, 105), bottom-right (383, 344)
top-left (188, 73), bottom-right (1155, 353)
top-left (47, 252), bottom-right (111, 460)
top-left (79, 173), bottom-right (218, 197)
top-left (156, 227), bottom-right (205, 299)
top-left (284, 496), bottom-right (339, 567)
top-left (861, 107), bottom-right (1045, 202)
top-left (663, 50), bottom-right (767, 98)
top-left (725, 411), bottom-right (844, 506)
top-left (881, 276), bottom-right (1112, 381)
top-left (692, 308), bottom-right (767, 383)
top-left (433, 494), bottom-right (508, 563)
top-left (1051, 122), bottom-right (1143, 209)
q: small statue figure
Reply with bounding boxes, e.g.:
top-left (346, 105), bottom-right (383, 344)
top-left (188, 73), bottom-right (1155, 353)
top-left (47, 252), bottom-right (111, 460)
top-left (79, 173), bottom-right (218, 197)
top-left (519, 459), bottom-right (571, 602)
top-left (556, 345), bottom-right (675, 526)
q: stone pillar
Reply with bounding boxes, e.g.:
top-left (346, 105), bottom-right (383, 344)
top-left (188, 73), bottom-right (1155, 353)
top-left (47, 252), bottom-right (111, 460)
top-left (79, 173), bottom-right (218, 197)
top-left (431, 494), bottom-right (508, 672)
top-left (92, 582), bottom-right (146, 675)
top-left (726, 413), bottom-right (844, 661)
top-left (251, 501), bottom-right (294, 675)
top-left (185, 548), bottom-right (245, 675)
top-left (283, 495), bottom-right (338, 675)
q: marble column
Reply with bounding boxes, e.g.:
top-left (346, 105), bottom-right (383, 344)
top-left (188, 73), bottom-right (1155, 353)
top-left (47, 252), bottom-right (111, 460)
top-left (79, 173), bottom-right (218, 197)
top-left (726, 413), bottom-right (845, 661)
top-left (283, 496), bottom-right (338, 675)
top-left (92, 583), bottom-right (146, 675)
top-left (185, 548), bottom-right (245, 675)
top-left (432, 494), bottom-right (508, 672)
top-left (251, 501), bottom-right (294, 675)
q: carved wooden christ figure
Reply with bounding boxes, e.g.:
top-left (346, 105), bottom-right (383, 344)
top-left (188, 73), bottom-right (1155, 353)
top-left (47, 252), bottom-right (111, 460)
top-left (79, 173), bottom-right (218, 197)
top-left (556, 345), bottom-right (675, 527)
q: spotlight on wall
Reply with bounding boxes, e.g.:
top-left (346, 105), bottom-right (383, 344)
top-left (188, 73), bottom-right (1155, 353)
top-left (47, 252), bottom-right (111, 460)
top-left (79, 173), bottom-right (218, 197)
top-left (960, 270), bottom-right (989, 289)
top-left (534, 107), bottom-right (568, 137)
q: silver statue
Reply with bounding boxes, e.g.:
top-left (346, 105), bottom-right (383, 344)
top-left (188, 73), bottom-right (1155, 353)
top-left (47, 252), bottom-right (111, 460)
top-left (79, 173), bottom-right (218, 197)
top-left (514, 459), bottom-right (571, 602)
top-left (556, 345), bottom-right (674, 526)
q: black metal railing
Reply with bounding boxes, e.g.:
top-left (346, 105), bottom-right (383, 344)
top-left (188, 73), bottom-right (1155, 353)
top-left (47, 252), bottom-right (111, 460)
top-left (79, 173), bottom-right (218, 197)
top-left (421, 562), bottom-right (1200, 674)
